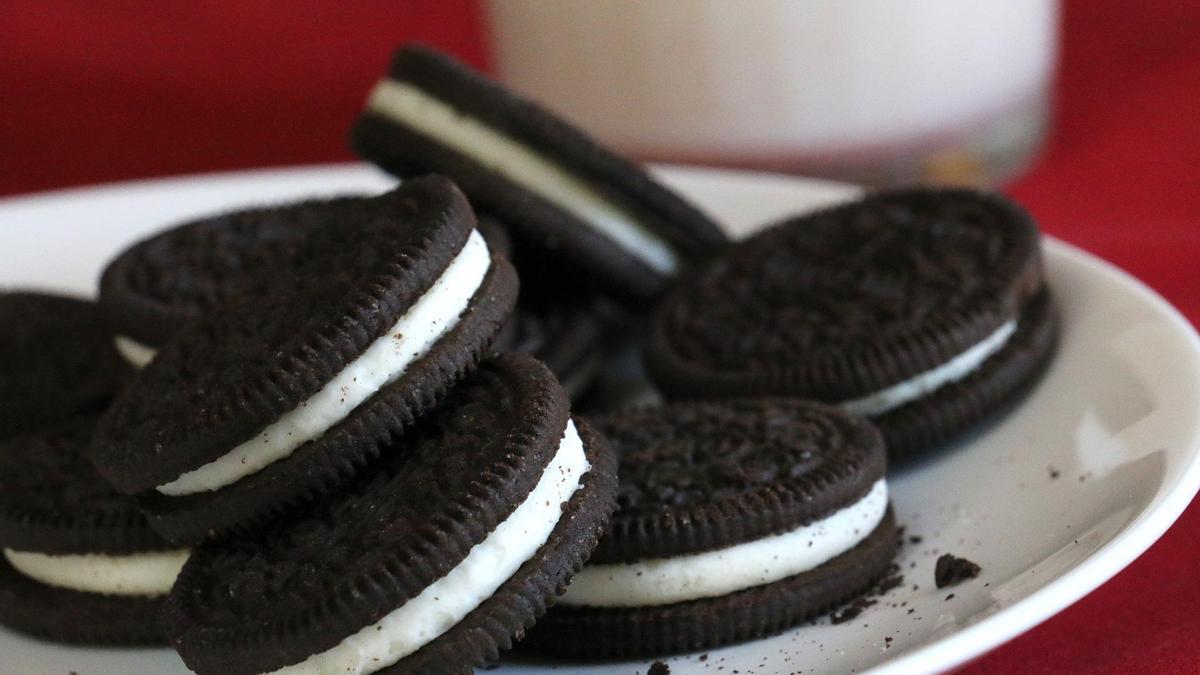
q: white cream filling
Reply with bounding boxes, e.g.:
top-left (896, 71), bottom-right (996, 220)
top-left (266, 420), bottom-right (589, 675)
top-left (559, 479), bottom-right (887, 608)
top-left (157, 230), bottom-right (491, 496)
top-left (839, 320), bottom-right (1018, 417)
top-left (3, 548), bottom-right (188, 597)
top-left (114, 334), bottom-right (157, 370)
top-left (366, 79), bottom-right (678, 275)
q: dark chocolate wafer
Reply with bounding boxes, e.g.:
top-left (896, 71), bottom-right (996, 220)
top-left (99, 193), bottom-right (377, 354)
top-left (529, 512), bottom-right (897, 659)
top-left (0, 292), bottom-right (127, 440)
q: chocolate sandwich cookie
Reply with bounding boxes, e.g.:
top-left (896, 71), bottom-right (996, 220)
top-left (526, 399), bottom-right (896, 659)
top-left (646, 188), bottom-right (1059, 459)
top-left (0, 417), bottom-right (187, 644)
top-left (494, 294), bottom-right (606, 400)
top-left (479, 209), bottom-right (608, 398)
top-left (0, 292), bottom-right (127, 440)
top-left (167, 355), bottom-right (618, 675)
top-left (351, 45), bottom-right (728, 305)
top-left (91, 177), bottom-right (518, 543)
top-left (99, 193), bottom-right (376, 368)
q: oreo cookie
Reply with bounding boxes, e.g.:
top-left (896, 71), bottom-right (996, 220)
top-left (494, 294), bottom-right (606, 400)
top-left (351, 45), bottom-right (728, 305)
top-left (99, 193), bottom-right (376, 368)
top-left (526, 400), bottom-right (896, 659)
top-left (166, 355), bottom-right (618, 674)
top-left (91, 176), bottom-right (518, 543)
top-left (646, 188), bottom-right (1058, 459)
top-left (479, 210), bottom-right (608, 398)
top-left (0, 292), bottom-right (127, 440)
top-left (0, 417), bottom-right (187, 644)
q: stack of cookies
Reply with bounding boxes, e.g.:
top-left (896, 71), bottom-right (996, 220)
top-left (0, 45), bottom-right (1057, 672)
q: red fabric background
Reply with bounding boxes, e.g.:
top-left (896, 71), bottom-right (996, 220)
top-left (1, 1), bottom-right (1197, 672)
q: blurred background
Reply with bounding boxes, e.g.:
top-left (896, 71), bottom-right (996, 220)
top-left (489, 0), bottom-right (1057, 187)
top-left (1, 1), bottom-right (1198, 672)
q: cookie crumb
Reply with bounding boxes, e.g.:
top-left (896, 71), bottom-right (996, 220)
top-left (649, 661), bottom-right (671, 675)
top-left (935, 553), bottom-right (982, 588)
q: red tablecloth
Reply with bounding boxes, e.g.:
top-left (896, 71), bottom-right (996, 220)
top-left (2, 1), bottom-right (1197, 672)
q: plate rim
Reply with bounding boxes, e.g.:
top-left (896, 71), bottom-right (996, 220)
top-left (1, 162), bottom-right (1198, 674)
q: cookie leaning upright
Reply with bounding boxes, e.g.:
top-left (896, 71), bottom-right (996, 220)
top-left (351, 45), bottom-right (728, 305)
top-left (166, 355), bottom-right (618, 675)
top-left (91, 176), bottom-right (518, 543)
top-left (98, 193), bottom-right (376, 368)
top-left (0, 417), bottom-right (187, 644)
top-left (0, 292), bottom-right (127, 440)
top-left (479, 210), bottom-right (607, 399)
top-left (494, 290), bottom-right (607, 400)
top-left (647, 188), bottom-right (1059, 459)
top-left (526, 400), bottom-right (896, 659)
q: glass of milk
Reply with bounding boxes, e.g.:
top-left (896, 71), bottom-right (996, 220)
top-left (487, 0), bottom-right (1058, 187)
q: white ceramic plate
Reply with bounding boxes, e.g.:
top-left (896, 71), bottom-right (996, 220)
top-left (2, 164), bottom-right (1199, 675)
